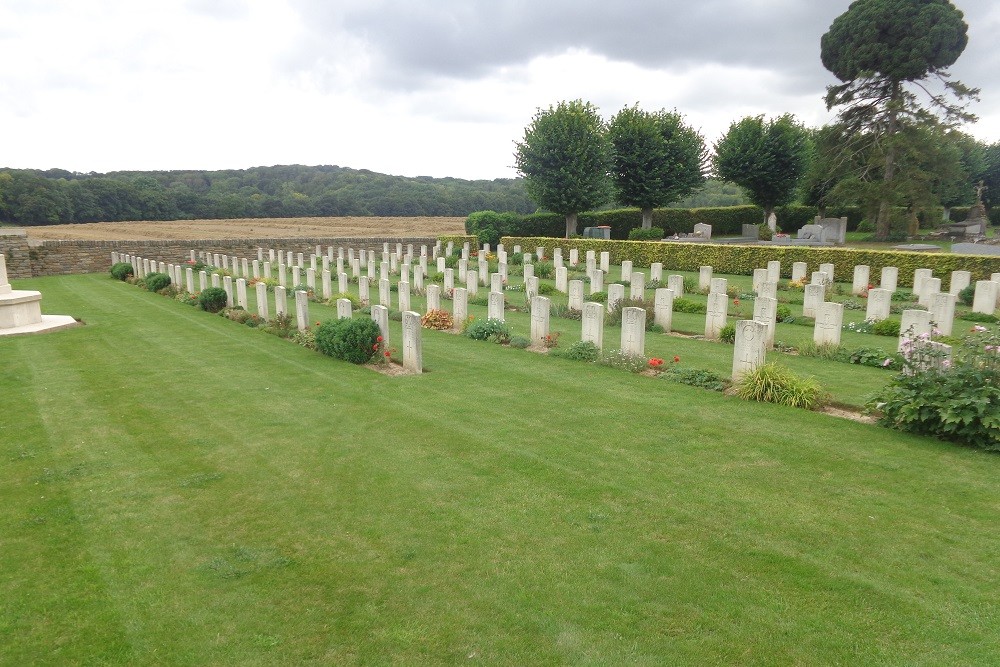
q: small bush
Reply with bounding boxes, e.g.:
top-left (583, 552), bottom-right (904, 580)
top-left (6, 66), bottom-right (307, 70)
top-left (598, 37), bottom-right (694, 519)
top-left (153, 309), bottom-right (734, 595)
top-left (959, 311), bottom-right (999, 324)
top-left (673, 297), bottom-right (706, 314)
top-left (421, 309), bottom-right (454, 330)
top-left (110, 262), bottom-right (134, 281)
top-left (872, 318), bottom-right (901, 337)
top-left (856, 219), bottom-right (874, 233)
top-left (627, 227), bottom-right (664, 241)
top-left (562, 340), bottom-right (600, 362)
top-left (533, 261), bottom-right (555, 279)
top-left (735, 363), bottom-right (824, 410)
top-left (587, 291), bottom-right (608, 303)
top-left (537, 283), bottom-right (556, 295)
top-left (328, 292), bottom-right (361, 309)
top-left (144, 272), bottom-right (171, 292)
top-left (509, 335), bottom-right (530, 349)
top-left (776, 304), bottom-right (792, 320)
top-left (719, 324), bottom-right (736, 344)
top-left (315, 317), bottom-right (381, 364)
top-left (465, 318), bottom-right (511, 344)
top-left (198, 287), bottom-right (228, 313)
top-left (757, 223), bottom-right (773, 241)
top-left (662, 366), bottom-right (727, 391)
top-left (958, 284), bottom-right (975, 307)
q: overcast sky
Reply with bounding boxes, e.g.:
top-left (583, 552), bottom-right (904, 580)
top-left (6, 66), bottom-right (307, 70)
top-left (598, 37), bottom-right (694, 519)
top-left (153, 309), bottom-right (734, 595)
top-left (1, 0), bottom-right (998, 180)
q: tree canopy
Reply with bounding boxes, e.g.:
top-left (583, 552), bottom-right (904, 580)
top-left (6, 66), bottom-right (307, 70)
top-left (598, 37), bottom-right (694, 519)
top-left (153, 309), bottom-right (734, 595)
top-left (514, 100), bottom-right (613, 238)
top-left (821, 0), bottom-right (978, 240)
top-left (712, 115), bottom-right (811, 226)
top-left (608, 106), bottom-right (706, 229)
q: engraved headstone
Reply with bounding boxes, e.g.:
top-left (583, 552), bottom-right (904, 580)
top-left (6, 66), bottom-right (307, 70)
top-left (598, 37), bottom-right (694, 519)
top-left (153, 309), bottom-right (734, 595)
top-left (732, 320), bottom-right (768, 381)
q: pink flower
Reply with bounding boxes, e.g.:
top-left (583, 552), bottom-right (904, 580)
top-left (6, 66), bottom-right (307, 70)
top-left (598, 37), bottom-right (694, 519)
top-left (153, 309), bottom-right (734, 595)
top-left (882, 358), bottom-right (893, 367)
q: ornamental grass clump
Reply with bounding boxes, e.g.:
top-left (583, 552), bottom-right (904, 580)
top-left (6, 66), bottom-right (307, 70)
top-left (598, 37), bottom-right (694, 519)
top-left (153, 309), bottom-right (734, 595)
top-left (735, 363), bottom-right (824, 410)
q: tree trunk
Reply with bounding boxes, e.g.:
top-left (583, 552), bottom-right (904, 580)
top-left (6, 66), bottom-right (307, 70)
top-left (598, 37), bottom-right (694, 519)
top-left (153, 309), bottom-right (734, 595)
top-left (641, 207), bottom-right (653, 229)
top-left (875, 83), bottom-right (901, 242)
top-left (565, 212), bottom-right (578, 238)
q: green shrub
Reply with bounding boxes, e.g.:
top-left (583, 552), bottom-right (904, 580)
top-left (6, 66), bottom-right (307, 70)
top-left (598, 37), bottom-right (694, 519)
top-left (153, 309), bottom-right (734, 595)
top-left (872, 318), bottom-right (901, 337)
top-left (869, 327), bottom-right (1000, 450)
top-left (959, 311), bottom-right (999, 324)
top-left (849, 347), bottom-right (901, 370)
top-left (736, 363), bottom-right (825, 410)
top-left (198, 287), bottom-right (228, 313)
top-left (533, 261), bottom-right (555, 279)
top-left (757, 223), bottom-right (773, 241)
top-left (662, 366), bottom-right (727, 391)
top-left (587, 291), bottom-right (608, 303)
top-left (328, 292), bottom-right (361, 309)
top-left (315, 317), bottom-right (381, 364)
top-left (560, 340), bottom-right (600, 362)
top-left (464, 318), bottom-right (511, 344)
top-left (537, 283), bottom-right (556, 295)
top-left (465, 210), bottom-right (521, 247)
top-left (673, 297), bottom-right (706, 314)
top-left (797, 341), bottom-right (847, 361)
top-left (719, 324), bottom-right (736, 344)
top-left (144, 272), bottom-right (171, 292)
top-left (776, 304), bottom-right (792, 320)
top-left (509, 335), bottom-right (530, 349)
top-left (110, 262), bottom-right (134, 281)
top-left (627, 227), bottom-right (664, 241)
top-left (856, 220), bottom-right (874, 233)
top-left (958, 284), bottom-right (975, 307)
top-left (605, 297), bottom-right (654, 329)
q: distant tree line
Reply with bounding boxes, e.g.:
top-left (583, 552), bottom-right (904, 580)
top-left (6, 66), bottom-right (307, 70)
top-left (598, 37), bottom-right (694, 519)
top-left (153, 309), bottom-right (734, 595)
top-left (0, 164), bottom-right (539, 225)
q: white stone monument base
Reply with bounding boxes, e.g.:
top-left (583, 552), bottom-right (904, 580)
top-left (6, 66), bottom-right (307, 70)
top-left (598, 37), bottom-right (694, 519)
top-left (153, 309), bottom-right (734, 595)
top-left (0, 290), bottom-right (77, 336)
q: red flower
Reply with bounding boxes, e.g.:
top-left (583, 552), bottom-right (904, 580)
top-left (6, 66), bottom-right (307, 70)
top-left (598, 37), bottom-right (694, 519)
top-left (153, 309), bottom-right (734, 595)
top-left (648, 357), bottom-right (664, 367)
top-left (733, 298), bottom-right (740, 306)
top-left (377, 335), bottom-right (383, 342)
top-left (384, 351), bottom-right (391, 358)
top-left (372, 344), bottom-right (378, 350)
top-left (673, 356), bottom-right (680, 363)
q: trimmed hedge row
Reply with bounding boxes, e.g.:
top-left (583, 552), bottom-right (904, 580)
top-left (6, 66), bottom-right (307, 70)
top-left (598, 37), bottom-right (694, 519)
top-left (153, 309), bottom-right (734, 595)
top-left (500, 236), bottom-right (1000, 286)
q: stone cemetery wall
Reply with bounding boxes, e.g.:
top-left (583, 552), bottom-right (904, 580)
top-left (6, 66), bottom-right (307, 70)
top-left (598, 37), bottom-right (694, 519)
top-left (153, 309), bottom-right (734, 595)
top-left (0, 236), bottom-right (438, 279)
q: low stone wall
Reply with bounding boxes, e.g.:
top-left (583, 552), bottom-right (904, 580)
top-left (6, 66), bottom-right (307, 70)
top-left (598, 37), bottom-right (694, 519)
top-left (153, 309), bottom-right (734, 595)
top-left (0, 235), bottom-right (439, 279)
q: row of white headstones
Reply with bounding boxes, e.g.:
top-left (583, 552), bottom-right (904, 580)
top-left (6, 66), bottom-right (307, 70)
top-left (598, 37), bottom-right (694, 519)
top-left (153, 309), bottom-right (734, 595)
top-left (113, 241), bottom-right (1000, 380)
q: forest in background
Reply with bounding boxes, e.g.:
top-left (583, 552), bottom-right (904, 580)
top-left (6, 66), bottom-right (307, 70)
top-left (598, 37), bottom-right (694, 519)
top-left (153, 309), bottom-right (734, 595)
top-left (0, 164), bottom-right (747, 226)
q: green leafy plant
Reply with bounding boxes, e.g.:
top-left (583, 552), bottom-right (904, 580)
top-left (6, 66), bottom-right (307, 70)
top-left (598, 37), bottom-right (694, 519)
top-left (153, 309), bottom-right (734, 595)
top-left (776, 304), bottom-right (792, 321)
top-left (719, 323), bottom-right (736, 344)
top-left (959, 311), bottom-right (998, 324)
top-left (598, 349), bottom-right (648, 373)
top-left (110, 262), bottom-right (134, 281)
top-left (533, 261), bottom-right (555, 279)
top-left (509, 335), bottom-right (530, 349)
top-left (327, 292), bottom-right (361, 309)
top-left (868, 326), bottom-right (1000, 450)
top-left (627, 227), bottom-right (664, 241)
top-left (315, 317), bottom-right (381, 364)
top-left (957, 284), bottom-right (975, 306)
top-left (672, 297), bottom-right (706, 314)
top-left (144, 272), bottom-right (171, 292)
top-left (198, 287), bottom-right (228, 313)
top-left (662, 366), bottom-right (727, 391)
top-left (872, 318), bottom-right (901, 337)
top-left (561, 340), bottom-right (600, 362)
top-left (465, 318), bottom-right (512, 344)
top-left (735, 363), bottom-right (824, 410)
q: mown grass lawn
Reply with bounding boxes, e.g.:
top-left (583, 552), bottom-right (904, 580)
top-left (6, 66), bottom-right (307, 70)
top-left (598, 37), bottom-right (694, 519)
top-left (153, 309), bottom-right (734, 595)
top-left (1, 274), bottom-right (998, 665)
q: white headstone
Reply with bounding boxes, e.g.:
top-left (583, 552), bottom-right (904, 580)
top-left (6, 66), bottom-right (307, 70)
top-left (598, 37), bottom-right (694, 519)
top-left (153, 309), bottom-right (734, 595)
top-left (898, 309), bottom-right (933, 352)
top-left (803, 284), bottom-right (825, 318)
top-left (949, 270), bottom-right (972, 296)
top-left (295, 290), bottom-right (309, 331)
top-left (186, 268), bottom-right (194, 293)
top-left (791, 262), bottom-right (808, 282)
top-left (811, 271), bottom-right (828, 286)
top-left (398, 282), bottom-right (411, 311)
top-left (630, 272), bottom-right (645, 300)
top-left (620, 307), bottom-right (646, 356)
top-left (321, 270), bottom-right (332, 300)
top-left (236, 278), bottom-right (248, 309)
top-left (585, 250), bottom-right (596, 273)
top-left (582, 302), bottom-right (604, 350)
top-left (401, 311), bottom-right (422, 373)
top-left (426, 284), bottom-right (441, 312)
top-left (653, 288), bottom-right (674, 331)
top-left (929, 291), bottom-right (957, 336)
top-left (600, 251), bottom-right (610, 273)
top-left (379, 279), bottom-right (390, 307)
top-left (732, 320), bottom-right (768, 381)
top-left (650, 263), bottom-right (663, 283)
top-left (526, 276), bottom-right (539, 300)
top-left (621, 260), bottom-right (633, 283)
top-left (488, 291), bottom-right (505, 321)
top-left (569, 280), bottom-right (584, 310)
top-left (199, 270), bottom-right (207, 292)
top-left (530, 296), bottom-right (550, 346)
top-left (709, 278), bottom-right (727, 295)
top-left (589, 269), bottom-right (604, 294)
top-left (465, 270), bottom-right (478, 297)
top-left (555, 266), bottom-right (568, 293)
top-left (444, 268), bottom-right (454, 291)
top-left (223, 276), bottom-right (234, 307)
top-left (814, 301), bottom-right (844, 346)
top-left (819, 263), bottom-right (835, 284)
top-left (972, 280), bottom-right (998, 314)
top-left (256, 282), bottom-right (269, 320)
top-left (607, 284), bottom-right (625, 313)
top-left (913, 268), bottom-right (933, 295)
top-left (359, 276), bottom-right (370, 305)
top-left (752, 295), bottom-right (777, 349)
top-left (699, 266), bottom-right (713, 291)
top-left (569, 248), bottom-right (579, 267)
top-left (752, 268), bottom-right (769, 294)
top-left (881, 266), bottom-right (898, 292)
top-left (334, 298), bottom-right (351, 319)
top-left (918, 277), bottom-right (941, 307)
top-left (522, 263), bottom-right (534, 283)
top-left (437, 257), bottom-right (446, 273)
top-left (452, 287), bottom-right (468, 330)
top-left (491, 273), bottom-right (502, 293)
top-left (766, 261), bottom-right (781, 283)
top-left (705, 292), bottom-right (728, 340)
top-left (667, 275), bottom-right (684, 299)
top-left (866, 288), bottom-right (891, 321)
top-left (371, 304), bottom-right (389, 346)
top-left (852, 265), bottom-right (871, 296)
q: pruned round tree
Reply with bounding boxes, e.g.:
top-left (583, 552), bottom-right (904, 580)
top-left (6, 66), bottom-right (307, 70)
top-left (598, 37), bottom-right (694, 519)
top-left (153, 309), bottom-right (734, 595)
top-left (608, 105), bottom-right (706, 230)
top-left (821, 0), bottom-right (978, 240)
top-left (514, 100), bottom-right (613, 238)
top-left (712, 115), bottom-right (811, 227)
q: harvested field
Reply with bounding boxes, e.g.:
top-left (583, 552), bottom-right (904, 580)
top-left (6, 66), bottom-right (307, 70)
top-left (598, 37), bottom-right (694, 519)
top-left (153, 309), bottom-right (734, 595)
top-left (22, 216), bottom-right (467, 241)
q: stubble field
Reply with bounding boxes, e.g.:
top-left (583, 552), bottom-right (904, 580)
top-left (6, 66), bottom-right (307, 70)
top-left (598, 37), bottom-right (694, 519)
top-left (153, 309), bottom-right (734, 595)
top-left (22, 216), bottom-right (467, 241)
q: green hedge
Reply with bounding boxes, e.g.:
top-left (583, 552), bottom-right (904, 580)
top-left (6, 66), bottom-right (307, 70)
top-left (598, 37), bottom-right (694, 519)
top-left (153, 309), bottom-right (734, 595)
top-left (466, 205), bottom-right (881, 242)
top-left (438, 235), bottom-right (479, 251)
top-left (500, 236), bottom-right (1000, 286)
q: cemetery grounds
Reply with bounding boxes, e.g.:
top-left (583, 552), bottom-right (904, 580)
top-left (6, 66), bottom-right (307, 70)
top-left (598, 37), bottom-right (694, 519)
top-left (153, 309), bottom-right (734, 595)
top-left (1, 248), bottom-right (999, 664)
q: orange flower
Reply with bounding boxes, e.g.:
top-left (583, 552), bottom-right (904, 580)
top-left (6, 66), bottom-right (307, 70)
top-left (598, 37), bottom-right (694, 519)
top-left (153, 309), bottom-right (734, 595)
top-left (673, 356), bottom-right (680, 363)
